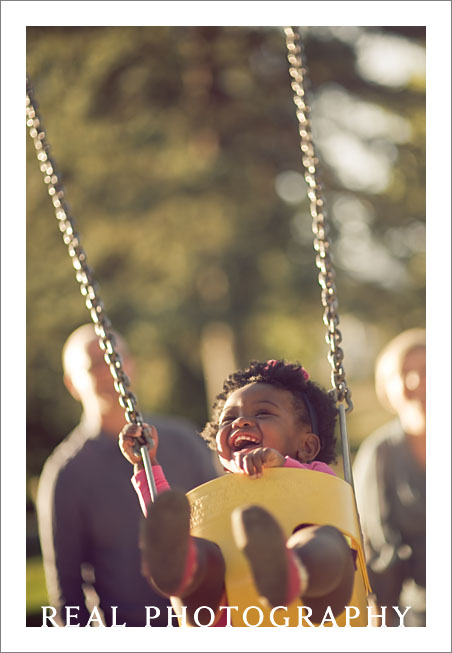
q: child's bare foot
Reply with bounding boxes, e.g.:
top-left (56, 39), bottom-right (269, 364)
top-left (231, 505), bottom-right (307, 607)
top-left (142, 490), bottom-right (197, 596)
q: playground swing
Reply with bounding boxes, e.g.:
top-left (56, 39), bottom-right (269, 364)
top-left (26, 27), bottom-right (372, 627)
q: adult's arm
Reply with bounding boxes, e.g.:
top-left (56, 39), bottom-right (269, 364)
top-left (36, 459), bottom-right (91, 626)
top-left (352, 432), bottom-right (406, 613)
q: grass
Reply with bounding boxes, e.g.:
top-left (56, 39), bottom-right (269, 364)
top-left (27, 555), bottom-right (48, 617)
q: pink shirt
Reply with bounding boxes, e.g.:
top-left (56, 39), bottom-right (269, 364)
top-left (283, 457), bottom-right (336, 475)
top-left (132, 465), bottom-right (170, 518)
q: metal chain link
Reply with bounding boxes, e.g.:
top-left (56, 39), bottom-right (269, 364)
top-left (284, 27), bottom-right (353, 413)
top-left (26, 78), bottom-right (157, 498)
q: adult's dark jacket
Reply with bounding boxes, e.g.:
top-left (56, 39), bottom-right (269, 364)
top-left (353, 419), bottom-right (426, 626)
top-left (36, 414), bottom-right (219, 626)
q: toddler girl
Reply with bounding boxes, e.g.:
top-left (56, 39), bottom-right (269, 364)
top-left (119, 359), bottom-right (356, 626)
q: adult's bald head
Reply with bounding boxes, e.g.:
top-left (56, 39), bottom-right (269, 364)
top-left (62, 323), bottom-right (133, 405)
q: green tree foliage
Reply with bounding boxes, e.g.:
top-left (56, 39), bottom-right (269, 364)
top-left (26, 26), bottom-right (425, 481)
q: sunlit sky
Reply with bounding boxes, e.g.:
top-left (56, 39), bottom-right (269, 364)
top-left (275, 26), bottom-right (426, 291)
top-left (291, 26), bottom-right (424, 197)
top-left (355, 31), bottom-right (426, 88)
top-left (316, 26), bottom-right (426, 88)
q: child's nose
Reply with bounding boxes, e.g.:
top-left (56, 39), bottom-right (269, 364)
top-left (232, 415), bottom-right (254, 428)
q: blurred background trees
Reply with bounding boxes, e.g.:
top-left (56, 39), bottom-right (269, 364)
top-left (26, 26), bottom-right (425, 613)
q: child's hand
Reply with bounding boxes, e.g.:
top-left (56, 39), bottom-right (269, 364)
top-left (231, 447), bottom-right (285, 478)
top-left (119, 422), bottom-right (159, 471)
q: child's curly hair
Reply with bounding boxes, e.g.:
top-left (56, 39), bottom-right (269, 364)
top-left (200, 359), bottom-right (338, 464)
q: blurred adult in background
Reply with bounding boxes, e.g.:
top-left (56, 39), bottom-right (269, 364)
top-left (353, 328), bottom-right (426, 626)
top-left (36, 324), bottom-right (219, 626)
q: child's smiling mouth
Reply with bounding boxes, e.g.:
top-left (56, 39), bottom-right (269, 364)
top-left (229, 432), bottom-right (261, 452)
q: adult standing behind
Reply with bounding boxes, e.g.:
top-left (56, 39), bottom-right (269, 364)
top-left (353, 328), bottom-right (426, 626)
top-left (36, 324), bottom-right (219, 626)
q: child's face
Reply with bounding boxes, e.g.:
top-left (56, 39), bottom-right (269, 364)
top-left (216, 382), bottom-right (318, 472)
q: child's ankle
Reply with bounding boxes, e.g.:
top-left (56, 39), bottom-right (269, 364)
top-left (285, 548), bottom-right (309, 604)
top-left (174, 536), bottom-right (199, 596)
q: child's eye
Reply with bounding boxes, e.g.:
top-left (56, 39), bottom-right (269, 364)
top-left (256, 410), bottom-right (272, 416)
top-left (220, 415), bottom-right (234, 425)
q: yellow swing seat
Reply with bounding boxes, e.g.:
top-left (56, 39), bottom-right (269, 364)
top-left (178, 467), bottom-right (371, 627)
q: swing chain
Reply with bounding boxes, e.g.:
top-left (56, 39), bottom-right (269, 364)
top-left (26, 79), bottom-right (147, 430)
top-left (284, 27), bottom-right (353, 413)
